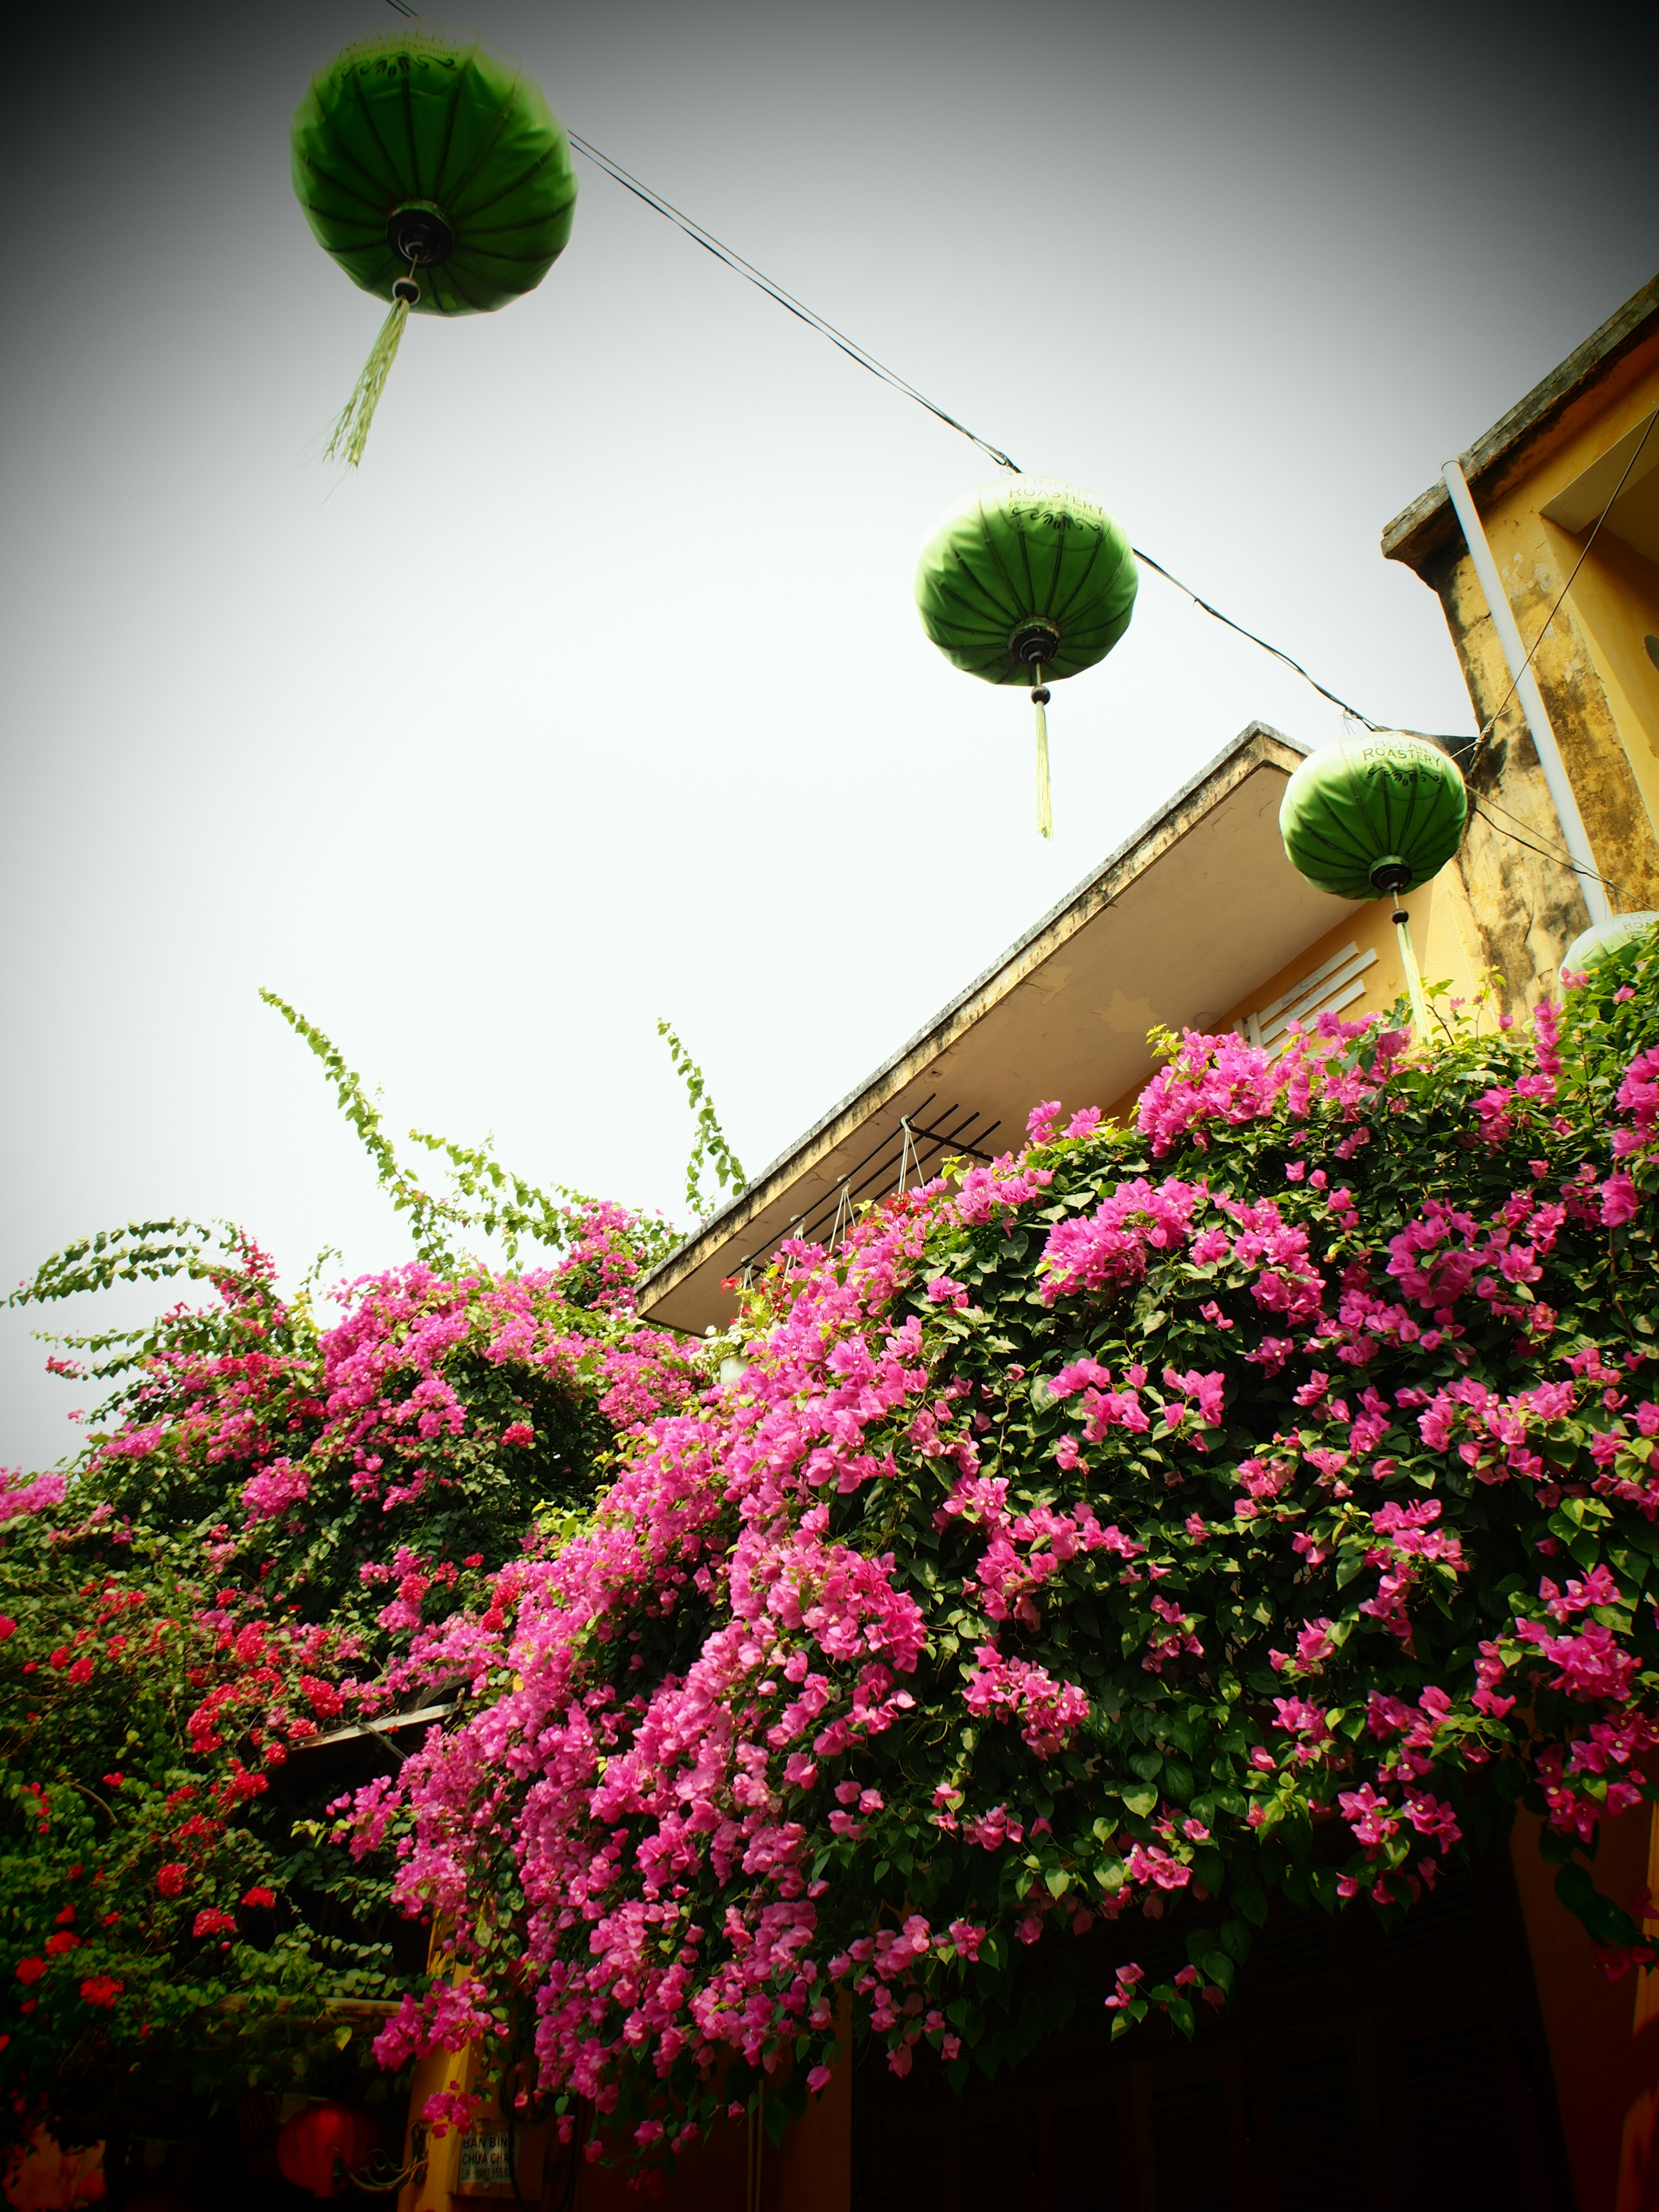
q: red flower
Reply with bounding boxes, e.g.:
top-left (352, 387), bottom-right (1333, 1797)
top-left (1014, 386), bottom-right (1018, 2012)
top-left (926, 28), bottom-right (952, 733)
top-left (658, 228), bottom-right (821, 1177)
top-left (300, 1675), bottom-right (343, 1720)
top-left (502, 1423), bottom-right (535, 1448)
top-left (102, 1773), bottom-right (125, 1788)
top-left (79, 1977), bottom-right (123, 2009)
top-left (192, 1908), bottom-right (236, 1938)
top-left (242, 1887), bottom-right (276, 1910)
top-left (156, 1863), bottom-right (188, 1897)
top-left (0, 1617), bottom-right (15, 1638)
top-left (463, 1554), bottom-right (484, 1569)
top-left (15, 1958), bottom-right (45, 1984)
top-left (54, 1907), bottom-right (75, 1926)
top-left (44, 1933), bottom-right (79, 1956)
top-left (47, 1647), bottom-right (71, 1670)
top-left (66, 1657), bottom-right (95, 1686)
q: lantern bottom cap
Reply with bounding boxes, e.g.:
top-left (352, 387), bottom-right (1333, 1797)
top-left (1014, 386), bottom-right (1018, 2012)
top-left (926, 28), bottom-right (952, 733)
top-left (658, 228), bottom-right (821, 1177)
top-left (1010, 622), bottom-right (1060, 669)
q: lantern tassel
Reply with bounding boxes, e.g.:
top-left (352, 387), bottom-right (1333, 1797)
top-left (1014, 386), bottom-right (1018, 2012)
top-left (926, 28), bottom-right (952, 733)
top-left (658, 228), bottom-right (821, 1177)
top-left (1393, 906), bottom-right (1432, 1035)
top-left (1033, 675), bottom-right (1053, 840)
top-left (325, 283), bottom-right (416, 468)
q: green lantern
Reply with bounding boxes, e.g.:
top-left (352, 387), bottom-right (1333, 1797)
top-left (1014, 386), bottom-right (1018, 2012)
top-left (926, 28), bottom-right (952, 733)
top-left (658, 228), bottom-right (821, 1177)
top-left (915, 478), bottom-right (1138, 838)
top-left (1279, 732), bottom-right (1468, 1033)
top-left (292, 26), bottom-right (578, 465)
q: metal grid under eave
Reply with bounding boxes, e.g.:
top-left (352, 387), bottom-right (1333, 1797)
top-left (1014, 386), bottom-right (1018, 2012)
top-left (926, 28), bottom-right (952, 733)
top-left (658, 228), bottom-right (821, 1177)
top-left (728, 1096), bottom-right (1003, 1287)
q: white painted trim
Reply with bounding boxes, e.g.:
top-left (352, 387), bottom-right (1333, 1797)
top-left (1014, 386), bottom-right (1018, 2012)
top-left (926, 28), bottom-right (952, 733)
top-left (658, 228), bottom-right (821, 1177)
top-left (1440, 458), bottom-right (1610, 927)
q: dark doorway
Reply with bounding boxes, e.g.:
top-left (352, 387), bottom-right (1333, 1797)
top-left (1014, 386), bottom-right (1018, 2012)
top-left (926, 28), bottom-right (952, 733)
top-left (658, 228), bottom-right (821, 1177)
top-left (852, 1854), bottom-right (1570, 2212)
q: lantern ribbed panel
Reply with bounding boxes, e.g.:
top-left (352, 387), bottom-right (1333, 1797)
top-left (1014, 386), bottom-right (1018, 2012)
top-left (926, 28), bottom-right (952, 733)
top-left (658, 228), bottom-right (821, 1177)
top-left (914, 479), bottom-right (1137, 686)
top-left (1279, 733), bottom-right (1468, 900)
top-left (292, 27), bottom-right (577, 317)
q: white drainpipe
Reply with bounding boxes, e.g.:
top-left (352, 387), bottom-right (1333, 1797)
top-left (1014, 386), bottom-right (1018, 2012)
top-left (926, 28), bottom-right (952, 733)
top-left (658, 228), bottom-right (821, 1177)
top-left (1440, 458), bottom-right (1611, 927)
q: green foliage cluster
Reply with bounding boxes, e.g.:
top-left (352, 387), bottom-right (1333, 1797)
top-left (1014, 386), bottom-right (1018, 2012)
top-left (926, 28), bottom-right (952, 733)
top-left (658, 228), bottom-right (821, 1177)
top-left (0, 1013), bottom-right (707, 2159)
top-left (357, 935), bottom-right (1659, 2155)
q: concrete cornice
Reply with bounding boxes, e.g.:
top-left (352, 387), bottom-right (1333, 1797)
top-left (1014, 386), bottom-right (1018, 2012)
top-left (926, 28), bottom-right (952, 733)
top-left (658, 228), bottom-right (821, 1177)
top-left (1381, 273), bottom-right (1659, 580)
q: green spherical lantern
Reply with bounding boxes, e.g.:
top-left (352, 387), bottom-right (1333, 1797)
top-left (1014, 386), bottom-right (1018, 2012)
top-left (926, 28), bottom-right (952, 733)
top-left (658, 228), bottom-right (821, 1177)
top-left (292, 25), bottom-right (578, 464)
top-left (915, 478), bottom-right (1138, 839)
top-left (1561, 912), bottom-right (1658, 976)
top-left (1280, 733), bottom-right (1467, 899)
top-left (1279, 732), bottom-right (1468, 1035)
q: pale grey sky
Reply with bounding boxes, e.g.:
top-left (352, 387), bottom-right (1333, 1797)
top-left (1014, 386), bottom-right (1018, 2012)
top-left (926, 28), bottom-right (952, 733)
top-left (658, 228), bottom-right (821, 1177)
top-left (3, 0), bottom-right (1656, 1469)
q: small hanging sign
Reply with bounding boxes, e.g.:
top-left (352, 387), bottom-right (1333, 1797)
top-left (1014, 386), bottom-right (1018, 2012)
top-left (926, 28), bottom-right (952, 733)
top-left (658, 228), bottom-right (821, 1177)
top-left (457, 2130), bottom-right (513, 2193)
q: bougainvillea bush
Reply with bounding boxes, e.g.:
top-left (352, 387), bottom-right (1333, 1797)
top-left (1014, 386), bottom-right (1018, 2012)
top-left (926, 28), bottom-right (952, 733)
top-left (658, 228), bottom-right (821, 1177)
top-left (0, 1004), bottom-right (699, 2163)
top-left (7, 943), bottom-right (1659, 2181)
top-left (348, 933), bottom-right (1659, 2165)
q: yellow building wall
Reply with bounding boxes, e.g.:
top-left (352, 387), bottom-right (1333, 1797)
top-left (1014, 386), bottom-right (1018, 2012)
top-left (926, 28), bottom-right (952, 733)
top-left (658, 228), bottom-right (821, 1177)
top-left (1553, 524), bottom-right (1659, 839)
top-left (1418, 338), bottom-right (1659, 1004)
top-left (1100, 871), bottom-right (1488, 1129)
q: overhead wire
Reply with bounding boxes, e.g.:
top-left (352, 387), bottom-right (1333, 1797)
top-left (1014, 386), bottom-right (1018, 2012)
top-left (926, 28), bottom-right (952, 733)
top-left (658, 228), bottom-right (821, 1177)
top-left (373, 0), bottom-right (1639, 781)
top-left (562, 127), bottom-right (1443, 733)
top-left (1471, 804), bottom-right (1629, 902)
top-left (563, 134), bottom-right (1020, 474)
top-left (1125, 549), bottom-right (1383, 728)
top-left (560, 126), bottom-right (1659, 908)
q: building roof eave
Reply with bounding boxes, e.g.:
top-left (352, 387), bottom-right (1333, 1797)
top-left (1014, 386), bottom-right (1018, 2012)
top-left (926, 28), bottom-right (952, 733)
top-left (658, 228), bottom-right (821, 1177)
top-left (1380, 273), bottom-right (1659, 581)
top-left (637, 719), bottom-right (1351, 1333)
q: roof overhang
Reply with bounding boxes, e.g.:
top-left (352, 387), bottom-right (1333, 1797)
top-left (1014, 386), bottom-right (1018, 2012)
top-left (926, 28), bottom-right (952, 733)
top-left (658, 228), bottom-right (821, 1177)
top-left (638, 722), bottom-right (1362, 1334)
top-left (1380, 273), bottom-right (1659, 579)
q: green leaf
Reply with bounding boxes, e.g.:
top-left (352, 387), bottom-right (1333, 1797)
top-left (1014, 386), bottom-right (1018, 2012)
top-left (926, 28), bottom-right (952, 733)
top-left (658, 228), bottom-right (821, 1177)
top-left (1218, 1919), bottom-right (1252, 1964)
top-left (1554, 1861), bottom-right (1641, 1948)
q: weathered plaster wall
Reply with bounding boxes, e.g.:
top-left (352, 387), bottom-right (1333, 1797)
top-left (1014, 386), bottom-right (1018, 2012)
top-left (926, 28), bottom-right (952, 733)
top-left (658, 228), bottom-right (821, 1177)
top-left (1391, 321), bottom-right (1659, 1008)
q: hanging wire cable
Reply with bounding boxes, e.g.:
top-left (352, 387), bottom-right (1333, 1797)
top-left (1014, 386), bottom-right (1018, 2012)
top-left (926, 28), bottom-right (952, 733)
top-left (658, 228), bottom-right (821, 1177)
top-left (563, 133), bottom-right (1021, 473)
top-left (566, 130), bottom-right (1459, 731)
top-left (1471, 804), bottom-right (1629, 902)
top-left (1127, 549), bottom-right (1384, 728)
top-left (364, 0), bottom-right (1494, 746)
